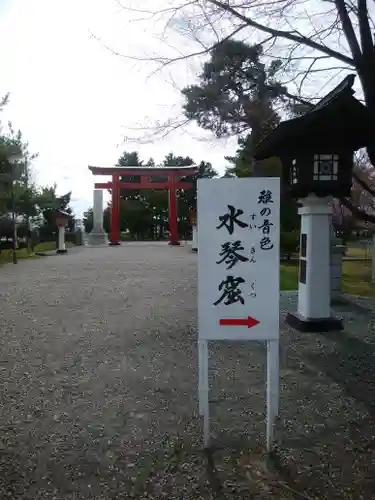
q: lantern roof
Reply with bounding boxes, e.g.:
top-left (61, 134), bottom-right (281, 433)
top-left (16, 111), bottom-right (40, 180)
top-left (255, 74), bottom-right (371, 160)
top-left (55, 209), bottom-right (70, 218)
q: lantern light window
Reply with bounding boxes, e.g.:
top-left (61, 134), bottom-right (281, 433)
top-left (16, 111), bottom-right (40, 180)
top-left (313, 154), bottom-right (339, 181)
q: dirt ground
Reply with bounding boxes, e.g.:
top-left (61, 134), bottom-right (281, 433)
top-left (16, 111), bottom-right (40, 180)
top-left (0, 243), bottom-right (374, 499)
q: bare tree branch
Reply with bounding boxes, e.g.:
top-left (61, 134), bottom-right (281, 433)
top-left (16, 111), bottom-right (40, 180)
top-left (122, 117), bottom-right (190, 144)
top-left (110, 0), bottom-right (375, 214)
top-left (207, 0), bottom-right (355, 65)
top-left (90, 23), bottom-right (248, 69)
top-left (298, 57), bottom-right (321, 94)
top-left (340, 196), bottom-right (375, 223)
top-left (334, 0), bottom-right (362, 61)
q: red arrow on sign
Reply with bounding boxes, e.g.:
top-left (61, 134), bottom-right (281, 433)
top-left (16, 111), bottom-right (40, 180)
top-left (219, 316), bottom-right (260, 328)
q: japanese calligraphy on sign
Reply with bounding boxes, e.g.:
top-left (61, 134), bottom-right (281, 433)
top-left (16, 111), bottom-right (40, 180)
top-left (197, 178), bottom-right (280, 341)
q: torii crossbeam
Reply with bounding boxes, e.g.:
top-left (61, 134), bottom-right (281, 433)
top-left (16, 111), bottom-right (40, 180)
top-left (88, 165), bottom-right (197, 245)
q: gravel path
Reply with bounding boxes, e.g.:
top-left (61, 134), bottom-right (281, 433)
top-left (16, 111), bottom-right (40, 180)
top-left (0, 244), bottom-right (374, 499)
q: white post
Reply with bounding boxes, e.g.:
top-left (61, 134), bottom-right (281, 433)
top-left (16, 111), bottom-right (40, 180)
top-left (57, 226), bottom-right (67, 253)
top-left (286, 194), bottom-right (342, 331)
top-left (266, 339), bottom-right (279, 452)
top-left (198, 340), bottom-right (209, 447)
top-left (88, 189), bottom-right (108, 245)
top-left (192, 224), bottom-right (198, 252)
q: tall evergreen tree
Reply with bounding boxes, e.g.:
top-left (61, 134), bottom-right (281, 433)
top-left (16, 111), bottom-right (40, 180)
top-left (182, 39), bottom-right (300, 250)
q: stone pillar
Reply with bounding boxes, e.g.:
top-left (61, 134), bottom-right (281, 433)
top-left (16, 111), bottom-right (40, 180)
top-left (286, 194), bottom-right (343, 332)
top-left (56, 226), bottom-right (67, 254)
top-left (93, 190), bottom-right (104, 232)
top-left (372, 234), bottom-right (375, 281)
top-left (189, 211), bottom-right (197, 252)
top-left (192, 224), bottom-right (198, 252)
top-left (88, 189), bottom-right (108, 246)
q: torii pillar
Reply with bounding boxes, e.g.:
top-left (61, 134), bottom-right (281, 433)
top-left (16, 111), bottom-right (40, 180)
top-left (168, 174), bottom-right (179, 246)
top-left (110, 173), bottom-right (121, 246)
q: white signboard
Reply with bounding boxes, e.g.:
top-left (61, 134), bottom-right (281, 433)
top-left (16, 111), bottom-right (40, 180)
top-left (197, 177), bottom-right (280, 342)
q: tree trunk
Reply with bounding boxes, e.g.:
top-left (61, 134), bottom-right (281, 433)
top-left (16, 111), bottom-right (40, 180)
top-left (159, 215), bottom-right (163, 239)
top-left (26, 215), bottom-right (31, 253)
top-left (358, 66), bottom-right (375, 167)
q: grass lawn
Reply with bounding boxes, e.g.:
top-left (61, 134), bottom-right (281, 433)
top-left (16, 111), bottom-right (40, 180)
top-left (0, 241), bottom-right (75, 265)
top-left (280, 260), bottom-right (375, 297)
top-left (346, 246), bottom-right (371, 260)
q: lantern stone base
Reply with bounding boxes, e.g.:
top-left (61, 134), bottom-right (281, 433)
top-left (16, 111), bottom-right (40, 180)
top-left (56, 225), bottom-right (67, 254)
top-left (87, 230), bottom-right (109, 246)
top-left (286, 312), bottom-right (343, 332)
top-left (290, 195), bottom-right (345, 333)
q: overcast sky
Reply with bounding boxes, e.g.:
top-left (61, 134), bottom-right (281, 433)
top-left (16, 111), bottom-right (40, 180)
top-left (0, 0), bottom-right (237, 216)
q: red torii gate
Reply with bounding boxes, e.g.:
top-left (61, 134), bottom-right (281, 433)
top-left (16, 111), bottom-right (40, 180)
top-left (89, 165), bottom-right (198, 245)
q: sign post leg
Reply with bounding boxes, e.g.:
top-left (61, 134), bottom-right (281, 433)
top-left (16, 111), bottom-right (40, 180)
top-left (266, 339), bottom-right (279, 452)
top-left (198, 340), bottom-right (210, 448)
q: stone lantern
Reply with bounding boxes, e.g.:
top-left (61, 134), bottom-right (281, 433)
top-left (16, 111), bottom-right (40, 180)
top-left (255, 74), bottom-right (371, 332)
top-left (55, 209), bottom-right (70, 254)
